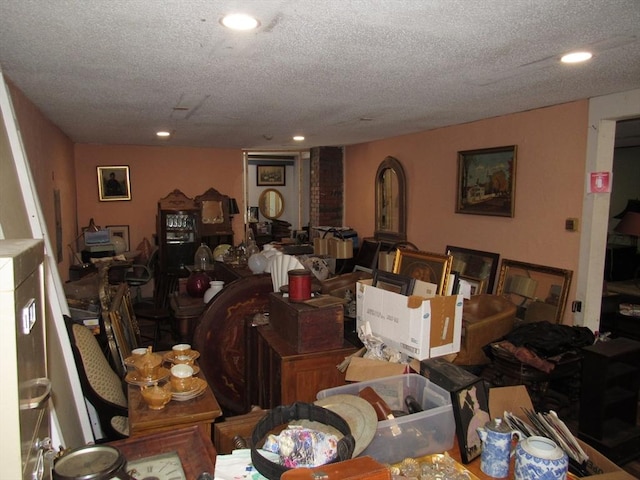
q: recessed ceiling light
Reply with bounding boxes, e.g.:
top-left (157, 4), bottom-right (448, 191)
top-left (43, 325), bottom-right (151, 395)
top-left (293, 135), bottom-right (305, 142)
top-left (560, 51), bottom-right (593, 64)
top-left (221, 13), bottom-right (260, 31)
top-left (156, 131), bottom-right (171, 138)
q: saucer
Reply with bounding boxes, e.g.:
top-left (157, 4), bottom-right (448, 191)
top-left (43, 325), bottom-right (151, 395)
top-left (170, 377), bottom-right (207, 401)
top-left (163, 350), bottom-right (200, 364)
top-left (125, 367), bottom-right (170, 386)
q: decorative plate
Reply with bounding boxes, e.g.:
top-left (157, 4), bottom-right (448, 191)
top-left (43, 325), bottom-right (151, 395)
top-left (313, 394), bottom-right (378, 457)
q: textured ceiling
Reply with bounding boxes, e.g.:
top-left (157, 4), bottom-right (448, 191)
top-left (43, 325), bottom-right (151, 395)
top-left (0, 1), bottom-right (639, 150)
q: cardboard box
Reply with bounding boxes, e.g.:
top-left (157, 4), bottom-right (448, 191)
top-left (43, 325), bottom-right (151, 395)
top-left (489, 386), bottom-right (635, 480)
top-left (268, 292), bottom-right (344, 353)
top-left (355, 280), bottom-right (463, 360)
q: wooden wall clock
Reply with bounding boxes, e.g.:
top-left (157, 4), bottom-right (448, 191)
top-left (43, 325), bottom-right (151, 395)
top-left (108, 425), bottom-right (216, 479)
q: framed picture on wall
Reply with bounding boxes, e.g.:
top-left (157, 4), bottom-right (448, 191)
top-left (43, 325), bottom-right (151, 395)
top-left (257, 164), bottom-right (286, 186)
top-left (97, 165), bottom-right (131, 201)
top-left (456, 145), bottom-right (516, 217)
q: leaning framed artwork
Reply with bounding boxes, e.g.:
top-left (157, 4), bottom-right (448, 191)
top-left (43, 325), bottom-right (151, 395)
top-left (456, 145), bottom-right (516, 217)
top-left (446, 245), bottom-right (500, 294)
top-left (97, 165), bottom-right (131, 201)
top-left (452, 379), bottom-right (490, 464)
top-left (256, 164), bottom-right (286, 186)
top-left (392, 248), bottom-right (453, 295)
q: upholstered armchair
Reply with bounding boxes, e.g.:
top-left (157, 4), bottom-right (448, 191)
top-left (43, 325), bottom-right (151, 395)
top-left (453, 294), bottom-right (517, 366)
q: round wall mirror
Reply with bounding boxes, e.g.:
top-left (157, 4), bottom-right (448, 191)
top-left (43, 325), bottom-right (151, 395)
top-left (259, 188), bottom-right (284, 219)
top-left (375, 156), bottom-right (407, 243)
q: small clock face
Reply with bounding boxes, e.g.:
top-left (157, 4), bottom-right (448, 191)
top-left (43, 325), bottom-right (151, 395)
top-left (127, 451), bottom-right (187, 480)
top-left (53, 445), bottom-right (127, 479)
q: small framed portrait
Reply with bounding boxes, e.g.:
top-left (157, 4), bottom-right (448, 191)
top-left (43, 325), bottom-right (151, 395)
top-left (257, 164), bottom-right (286, 186)
top-left (392, 248), bottom-right (453, 295)
top-left (97, 165), bottom-right (131, 201)
top-left (452, 379), bottom-right (491, 464)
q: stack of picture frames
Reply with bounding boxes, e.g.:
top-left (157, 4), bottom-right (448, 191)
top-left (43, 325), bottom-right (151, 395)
top-left (370, 248), bottom-right (454, 297)
top-left (445, 245), bottom-right (500, 295)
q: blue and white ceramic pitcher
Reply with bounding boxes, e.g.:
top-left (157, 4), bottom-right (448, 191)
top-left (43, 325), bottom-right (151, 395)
top-left (477, 418), bottom-right (521, 478)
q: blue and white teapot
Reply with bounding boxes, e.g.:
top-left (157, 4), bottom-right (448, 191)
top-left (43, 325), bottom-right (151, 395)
top-left (477, 417), bottom-right (521, 478)
top-left (515, 436), bottom-right (568, 480)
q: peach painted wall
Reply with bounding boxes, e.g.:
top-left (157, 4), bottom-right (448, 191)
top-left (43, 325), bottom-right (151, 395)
top-left (8, 80), bottom-right (78, 278)
top-left (74, 144), bottom-right (245, 255)
top-left (345, 101), bottom-right (589, 323)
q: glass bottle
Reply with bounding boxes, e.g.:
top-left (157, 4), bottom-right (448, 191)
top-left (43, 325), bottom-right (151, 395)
top-left (194, 242), bottom-right (213, 270)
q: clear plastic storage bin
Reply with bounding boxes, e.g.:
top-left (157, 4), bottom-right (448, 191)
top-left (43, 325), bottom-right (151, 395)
top-left (317, 373), bottom-right (455, 464)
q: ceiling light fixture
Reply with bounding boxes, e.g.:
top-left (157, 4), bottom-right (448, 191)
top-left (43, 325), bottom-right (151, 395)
top-left (293, 136), bottom-right (305, 142)
top-left (560, 51), bottom-right (593, 64)
top-left (221, 13), bottom-right (260, 31)
top-left (156, 131), bottom-right (171, 138)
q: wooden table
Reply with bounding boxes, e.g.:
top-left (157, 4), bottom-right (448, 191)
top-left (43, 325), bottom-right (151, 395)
top-left (127, 373), bottom-right (222, 438)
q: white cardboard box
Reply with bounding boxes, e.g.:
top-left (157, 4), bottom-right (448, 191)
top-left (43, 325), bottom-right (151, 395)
top-left (355, 280), bottom-right (463, 360)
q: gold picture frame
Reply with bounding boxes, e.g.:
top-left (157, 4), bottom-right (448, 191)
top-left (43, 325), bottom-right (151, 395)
top-left (496, 259), bottom-right (573, 324)
top-left (97, 165), bottom-right (131, 201)
top-left (392, 248), bottom-right (453, 295)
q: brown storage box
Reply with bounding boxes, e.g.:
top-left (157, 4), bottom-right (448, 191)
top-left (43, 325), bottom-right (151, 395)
top-left (268, 292), bottom-right (344, 353)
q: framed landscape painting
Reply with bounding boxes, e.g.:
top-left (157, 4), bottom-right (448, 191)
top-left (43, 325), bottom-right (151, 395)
top-left (456, 145), bottom-right (516, 217)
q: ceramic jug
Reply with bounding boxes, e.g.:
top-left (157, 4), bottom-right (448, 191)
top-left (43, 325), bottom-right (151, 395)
top-left (203, 280), bottom-right (225, 304)
top-left (477, 418), bottom-right (521, 478)
top-left (515, 436), bottom-right (568, 480)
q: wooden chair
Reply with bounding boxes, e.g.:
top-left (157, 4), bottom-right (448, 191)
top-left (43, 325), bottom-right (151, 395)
top-left (65, 316), bottom-right (129, 441)
top-left (125, 247), bottom-right (158, 303)
top-left (133, 271), bottom-right (179, 351)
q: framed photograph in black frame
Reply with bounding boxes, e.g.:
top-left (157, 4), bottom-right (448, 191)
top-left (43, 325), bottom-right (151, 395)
top-left (257, 164), bottom-right (286, 186)
top-left (456, 145), bottom-right (516, 217)
top-left (452, 379), bottom-right (490, 464)
top-left (372, 270), bottom-right (415, 296)
top-left (446, 245), bottom-right (500, 294)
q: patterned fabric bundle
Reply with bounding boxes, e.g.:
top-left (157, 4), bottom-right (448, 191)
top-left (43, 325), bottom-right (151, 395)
top-left (263, 426), bottom-right (339, 468)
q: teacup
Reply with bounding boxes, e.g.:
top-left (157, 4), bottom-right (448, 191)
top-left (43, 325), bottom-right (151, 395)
top-left (172, 343), bottom-right (192, 357)
top-left (170, 364), bottom-right (194, 392)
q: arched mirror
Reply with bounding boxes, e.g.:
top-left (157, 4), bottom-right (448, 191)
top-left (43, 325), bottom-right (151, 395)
top-left (375, 156), bottom-right (407, 243)
top-left (259, 188), bottom-right (284, 219)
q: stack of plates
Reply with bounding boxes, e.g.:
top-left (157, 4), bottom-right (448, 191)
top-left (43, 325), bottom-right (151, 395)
top-left (168, 377), bottom-right (208, 402)
top-left (125, 367), bottom-right (171, 387)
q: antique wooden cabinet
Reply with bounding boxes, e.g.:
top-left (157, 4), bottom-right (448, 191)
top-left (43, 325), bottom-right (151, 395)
top-left (246, 324), bottom-right (358, 409)
top-left (157, 189), bottom-right (200, 274)
top-left (194, 187), bottom-right (234, 249)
